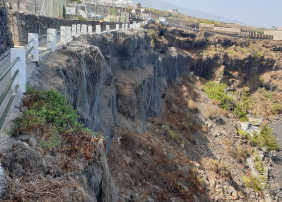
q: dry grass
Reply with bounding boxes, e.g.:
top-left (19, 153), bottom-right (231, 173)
top-left (188, 99), bottom-right (199, 113)
top-left (205, 105), bottom-right (220, 119)
top-left (201, 158), bottom-right (231, 179)
top-left (222, 139), bottom-right (252, 163)
top-left (3, 175), bottom-right (86, 202)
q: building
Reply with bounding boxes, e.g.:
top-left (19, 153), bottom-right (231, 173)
top-left (264, 30), bottom-right (282, 41)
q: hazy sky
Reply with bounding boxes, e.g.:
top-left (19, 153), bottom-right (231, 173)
top-left (157, 0), bottom-right (282, 28)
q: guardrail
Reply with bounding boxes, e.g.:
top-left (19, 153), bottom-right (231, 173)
top-left (0, 21), bottom-right (145, 130)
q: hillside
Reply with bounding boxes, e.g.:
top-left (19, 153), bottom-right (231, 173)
top-left (0, 23), bottom-right (281, 201)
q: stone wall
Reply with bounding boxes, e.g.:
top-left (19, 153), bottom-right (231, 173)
top-left (8, 11), bottom-right (121, 46)
top-left (0, 8), bottom-right (13, 55)
top-left (264, 30), bottom-right (282, 41)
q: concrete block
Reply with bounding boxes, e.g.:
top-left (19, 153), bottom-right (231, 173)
top-left (10, 48), bottom-right (26, 93)
top-left (66, 26), bottom-right (72, 42)
top-left (47, 28), bottom-right (57, 52)
top-left (77, 24), bottom-right (81, 36)
top-left (116, 24), bottom-right (120, 30)
top-left (106, 25), bottom-right (110, 34)
top-left (60, 26), bottom-right (66, 45)
top-left (27, 33), bottom-right (38, 62)
top-left (72, 24), bottom-right (76, 37)
top-left (88, 25), bottom-right (92, 35)
top-left (122, 24), bottom-right (125, 29)
top-left (96, 25), bottom-right (101, 35)
top-left (81, 24), bottom-right (87, 34)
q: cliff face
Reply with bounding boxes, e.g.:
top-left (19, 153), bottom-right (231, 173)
top-left (0, 8), bottom-right (13, 54)
top-left (2, 26), bottom-right (281, 201)
top-left (30, 30), bottom-right (192, 152)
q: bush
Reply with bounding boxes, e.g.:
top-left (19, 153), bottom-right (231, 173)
top-left (203, 81), bottom-right (234, 110)
top-left (13, 88), bottom-right (97, 150)
top-left (161, 124), bottom-right (184, 144)
top-left (242, 175), bottom-right (268, 192)
top-left (202, 158), bottom-right (231, 179)
top-left (271, 103), bottom-right (281, 114)
top-left (239, 125), bottom-right (279, 151)
top-left (259, 125), bottom-right (279, 151)
top-left (254, 157), bottom-right (264, 174)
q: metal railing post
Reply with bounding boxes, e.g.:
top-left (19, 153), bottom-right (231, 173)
top-left (66, 26), bottom-right (72, 42)
top-left (28, 33), bottom-right (38, 62)
top-left (88, 25), bottom-right (92, 35)
top-left (10, 48), bottom-right (26, 93)
top-left (72, 24), bottom-right (76, 37)
top-left (77, 24), bottom-right (81, 36)
top-left (60, 26), bottom-right (66, 45)
top-left (106, 25), bottom-right (110, 34)
top-left (47, 28), bottom-right (57, 52)
top-left (116, 24), bottom-right (120, 30)
top-left (81, 24), bottom-right (87, 35)
top-left (96, 25), bottom-right (101, 35)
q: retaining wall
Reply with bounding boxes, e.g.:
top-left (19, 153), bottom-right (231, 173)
top-left (213, 27), bottom-right (240, 33)
top-left (8, 11), bottom-right (122, 46)
top-left (264, 30), bottom-right (282, 41)
top-left (0, 8), bottom-right (13, 55)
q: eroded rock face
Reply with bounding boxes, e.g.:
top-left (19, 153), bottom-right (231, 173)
top-left (30, 30), bottom-right (192, 152)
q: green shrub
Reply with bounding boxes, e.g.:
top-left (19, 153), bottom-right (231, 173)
top-left (242, 175), bottom-right (268, 192)
top-left (13, 87), bottom-right (90, 149)
top-left (259, 125), bottom-right (279, 151)
top-left (203, 81), bottom-right (234, 110)
top-left (271, 103), bottom-right (281, 114)
top-left (240, 125), bottom-right (279, 151)
top-left (254, 157), bottom-right (264, 174)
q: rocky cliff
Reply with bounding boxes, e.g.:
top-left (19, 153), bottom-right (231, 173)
top-left (1, 25), bottom-right (282, 201)
top-left (0, 8), bottom-right (13, 55)
top-left (29, 29), bottom-right (192, 152)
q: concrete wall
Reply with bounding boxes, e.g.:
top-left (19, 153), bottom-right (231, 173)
top-left (264, 30), bottom-right (282, 41)
top-left (213, 27), bottom-right (240, 33)
top-left (8, 11), bottom-right (121, 46)
top-left (0, 8), bottom-right (13, 55)
top-left (199, 23), bottom-right (214, 28)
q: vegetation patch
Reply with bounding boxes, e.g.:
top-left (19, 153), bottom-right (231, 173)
top-left (222, 139), bottom-right (251, 163)
top-left (254, 156), bottom-right (264, 175)
top-left (242, 175), bottom-right (268, 193)
top-left (203, 82), bottom-right (255, 121)
top-left (201, 158), bottom-right (231, 179)
top-left (12, 87), bottom-right (102, 159)
top-left (238, 125), bottom-right (279, 151)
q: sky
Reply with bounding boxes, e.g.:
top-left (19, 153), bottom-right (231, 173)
top-left (150, 0), bottom-right (282, 28)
